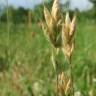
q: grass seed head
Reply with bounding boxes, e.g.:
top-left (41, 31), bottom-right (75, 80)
top-left (58, 72), bottom-right (71, 95)
top-left (65, 12), bottom-right (71, 27)
top-left (62, 12), bottom-right (76, 60)
top-left (51, 0), bottom-right (61, 22)
top-left (43, 0), bottom-right (62, 48)
top-left (44, 6), bottom-right (52, 28)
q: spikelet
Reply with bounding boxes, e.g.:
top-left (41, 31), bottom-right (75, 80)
top-left (62, 12), bottom-right (76, 60)
top-left (43, 0), bottom-right (62, 48)
top-left (65, 12), bottom-right (70, 27)
top-left (44, 6), bottom-right (53, 28)
top-left (70, 15), bottom-right (76, 36)
top-left (58, 72), bottom-right (71, 95)
top-left (51, 0), bottom-right (60, 22)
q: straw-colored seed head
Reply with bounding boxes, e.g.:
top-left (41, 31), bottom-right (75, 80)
top-left (52, 0), bottom-right (60, 22)
top-left (44, 6), bottom-right (52, 28)
top-left (70, 15), bottom-right (76, 36)
top-left (43, 0), bottom-right (76, 50)
top-left (62, 12), bottom-right (76, 59)
top-left (58, 72), bottom-right (71, 95)
top-left (65, 12), bottom-right (70, 27)
top-left (43, 0), bottom-right (62, 48)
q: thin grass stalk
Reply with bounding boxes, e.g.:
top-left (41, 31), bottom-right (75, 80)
top-left (52, 48), bottom-right (59, 96)
top-left (28, 9), bottom-right (32, 29)
top-left (69, 57), bottom-right (74, 96)
top-left (6, 0), bottom-right (9, 46)
top-left (56, 60), bottom-right (59, 96)
top-left (25, 0), bottom-right (31, 29)
top-left (6, 0), bottom-right (10, 66)
top-left (28, 0), bottom-right (32, 29)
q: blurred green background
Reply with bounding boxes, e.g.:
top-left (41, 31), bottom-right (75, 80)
top-left (0, 0), bottom-right (96, 96)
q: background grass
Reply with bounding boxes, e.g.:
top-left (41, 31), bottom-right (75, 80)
top-left (0, 20), bottom-right (96, 96)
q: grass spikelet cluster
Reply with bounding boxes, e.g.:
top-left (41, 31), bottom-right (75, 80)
top-left (42, 0), bottom-right (76, 95)
top-left (62, 12), bottom-right (76, 60)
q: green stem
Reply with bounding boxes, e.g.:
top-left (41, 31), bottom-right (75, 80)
top-left (69, 58), bottom-right (74, 96)
top-left (56, 63), bottom-right (58, 96)
top-left (52, 48), bottom-right (59, 96)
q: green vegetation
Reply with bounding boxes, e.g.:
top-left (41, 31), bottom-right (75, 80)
top-left (0, 20), bottom-right (96, 96)
top-left (0, 0), bottom-right (96, 95)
